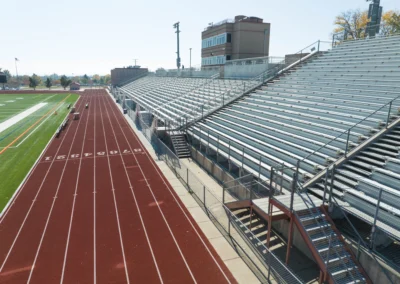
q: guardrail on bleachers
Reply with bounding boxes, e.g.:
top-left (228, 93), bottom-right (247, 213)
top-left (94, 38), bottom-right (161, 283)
top-left (114, 95), bottom-right (304, 284)
top-left (172, 40), bottom-right (332, 131)
top-left (332, 23), bottom-right (400, 46)
top-left (299, 94), bottom-right (400, 182)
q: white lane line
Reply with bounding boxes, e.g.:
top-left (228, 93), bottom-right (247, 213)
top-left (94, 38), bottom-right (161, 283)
top-left (15, 102), bottom-right (66, 147)
top-left (93, 93), bottom-right (97, 284)
top-left (98, 94), bottom-right (130, 284)
top-left (0, 97), bottom-right (86, 273)
top-left (101, 94), bottom-right (164, 283)
top-left (106, 94), bottom-right (232, 283)
top-left (26, 96), bottom-right (91, 283)
top-left (60, 94), bottom-right (93, 284)
top-left (0, 98), bottom-right (84, 222)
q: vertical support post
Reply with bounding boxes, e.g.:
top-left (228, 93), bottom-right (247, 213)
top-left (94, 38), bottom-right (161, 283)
top-left (386, 101), bottom-right (393, 129)
top-left (186, 168), bottom-right (189, 185)
top-left (222, 92), bottom-right (224, 106)
top-left (201, 105), bottom-right (204, 119)
top-left (269, 168), bottom-right (274, 196)
top-left (241, 147), bottom-right (245, 173)
top-left (370, 188), bottom-right (383, 249)
top-left (345, 129), bottom-right (351, 157)
top-left (328, 165), bottom-right (336, 211)
top-left (228, 140), bottom-right (231, 160)
top-left (222, 185), bottom-right (225, 204)
top-left (207, 130), bottom-right (210, 154)
top-left (216, 135), bottom-right (220, 163)
top-left (203, 185), bottom-right (206, 209)
top-left (267, 201), bottom-right (273, 248)
top-left (322, 169), bottom-right (329, 204)
top-left (317, 40), bottom-right (320, 52)
top-left (290, 172), bottom-right (297, 212)
top-left (286, 214), bottom-right (294, 265)
top-left (249, 207), bottom-right (253, 230)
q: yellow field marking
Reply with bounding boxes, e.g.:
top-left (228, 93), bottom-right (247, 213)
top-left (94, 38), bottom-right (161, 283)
top-left (0, 95), bottom-right (71, 155)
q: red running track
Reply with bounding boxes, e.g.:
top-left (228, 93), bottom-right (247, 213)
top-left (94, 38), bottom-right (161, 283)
top-left (0, 90), bottom-right (237, 284)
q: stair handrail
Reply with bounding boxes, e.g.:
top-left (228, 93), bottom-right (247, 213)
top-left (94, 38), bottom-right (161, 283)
top-left (290, 185), bottom-right (357, 283)
top-left (299, 94), bottom-right (400, 172)
top-left (271, 167), bottom-right (357, 283)
top-left (321, 168), bottom-right (395, 284)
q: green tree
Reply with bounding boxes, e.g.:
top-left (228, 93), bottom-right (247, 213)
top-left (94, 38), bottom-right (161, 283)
top-left (333, 9), bottom-right (370, 39)
top-left (29, 74), bottom-right (41, 90)
top-left (60, 75), bottom-right (72, 90)
top-left (82, 74), bottom-right (89, 84)
top-left (45, 78), bottom-right (53, 90)
top-left (3, 70), bottom-right (11, 81)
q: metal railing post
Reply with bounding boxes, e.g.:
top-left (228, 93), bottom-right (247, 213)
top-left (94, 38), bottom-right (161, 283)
top-left (345, 129), bottom-right (351, 157)
top-left (386, 101), bottom-right (393, 129)
top-left (269, 168), bottom-right (274, 196)
top-left (322, 169), bottom-right (329, 204)
top-left (328, 165), bottom-right (336, 210)
top-left (203, 185), bottom-right (206, 208)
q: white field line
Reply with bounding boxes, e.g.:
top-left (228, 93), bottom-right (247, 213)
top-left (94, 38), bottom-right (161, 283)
top-left (60, 94), bottom-right (93, 284)
top-left (0, 103), bottom-right (48, 134)
top-left (101, 95), bottom-right (164, 283)
top-left (106, 94), bottom-right (232, 283)
top-left (26, 96), bottom-right (91, 283)
top-left (15, 102), bottom-right (66, 148)
top-left (98, 94), bottom-right (130, 284)
top-left (0, 94), bottom-right (56, 126)
top-left (0, 98), bottom-right (82, 221)
top-left (0, 97), bottom-right (86, 273)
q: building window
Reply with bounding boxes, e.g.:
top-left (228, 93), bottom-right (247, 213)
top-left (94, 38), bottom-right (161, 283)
top-left (226, 55), bottom-right (231, 61)
top-left (202, 55), bottom-right (226, 66)
top-left (227, 33), bottom-right (231, 43)
top-left (202, 33), bottom-right (229, 49)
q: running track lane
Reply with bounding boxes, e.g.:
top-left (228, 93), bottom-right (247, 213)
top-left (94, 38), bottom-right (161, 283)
top-left (0, 89), bottom-right (237, 284)
top-left (0, 94), bottom-right (88, 283)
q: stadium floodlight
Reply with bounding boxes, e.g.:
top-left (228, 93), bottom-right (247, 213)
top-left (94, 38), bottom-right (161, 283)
top-left (365, 0), bottom-right (382, 37)
top-left (173, 22), bottom-right (181, 70)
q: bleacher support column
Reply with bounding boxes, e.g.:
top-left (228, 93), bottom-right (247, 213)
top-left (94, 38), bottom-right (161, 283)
top-left (216, 135), bottom-right (220, 163)
top-left (370, 188), bottom-right (383, 249)
top-left (386, 101), bottom-right (392, 129)
top-left (328, 165), bottom-right (336, 213)
top-left (240, 148), bottom-right (245, 177)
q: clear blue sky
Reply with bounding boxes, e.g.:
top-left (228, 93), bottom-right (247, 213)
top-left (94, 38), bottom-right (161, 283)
top-left (1, 0), bottom-right (399, 76)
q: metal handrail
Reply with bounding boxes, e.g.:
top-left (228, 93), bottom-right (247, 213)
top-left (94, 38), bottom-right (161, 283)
top-left (284, 177), bottom-right (357, 284)
top-left (299, 94), bottom-right (400, 167)
top-left (332, 24), bottom-right (400, 46)
top-left (318, 169), bottom-right (394, 284)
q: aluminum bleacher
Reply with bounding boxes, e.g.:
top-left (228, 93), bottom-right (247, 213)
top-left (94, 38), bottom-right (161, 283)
top-left (188, 35), bottom-right (400, 241)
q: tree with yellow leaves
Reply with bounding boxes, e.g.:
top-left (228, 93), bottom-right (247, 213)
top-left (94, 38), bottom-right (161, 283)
top-left (381, 10), bottom-right (400, 35)
top-left (333, 9), bottom-right (400, 39)
top-left (333, 9), bottom-right (369, 39)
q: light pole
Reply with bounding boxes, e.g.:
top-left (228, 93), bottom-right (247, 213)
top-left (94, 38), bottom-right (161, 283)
top-left (173, 22), bottom-right (181, 70)
top-left (14, 58), bottom-right (19, 89)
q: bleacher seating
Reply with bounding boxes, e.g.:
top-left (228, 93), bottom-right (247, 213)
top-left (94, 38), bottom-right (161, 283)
top-left (188, 35), bottom-right (400, 238)
top-left (120, 76), bottom-right (258, 126)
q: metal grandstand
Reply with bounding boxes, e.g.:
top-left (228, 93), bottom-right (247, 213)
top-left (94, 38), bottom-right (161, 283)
top-left (113, 34), bottom-right (400, 283)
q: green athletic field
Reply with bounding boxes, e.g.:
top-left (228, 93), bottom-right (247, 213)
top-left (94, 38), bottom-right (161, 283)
top-left (0, 93), bottom-right (79, 212)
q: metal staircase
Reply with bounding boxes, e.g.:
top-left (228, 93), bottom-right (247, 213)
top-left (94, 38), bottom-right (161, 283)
top-left (295, 204), bottom-right (368, 283)
top-left (170, 132), bottom-right (191, 158)
top-left (269, 168), bottom-right (371, 283)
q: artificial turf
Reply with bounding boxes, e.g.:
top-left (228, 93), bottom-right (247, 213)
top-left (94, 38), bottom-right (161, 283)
top-left (0, 93), bottom-right (79, 212)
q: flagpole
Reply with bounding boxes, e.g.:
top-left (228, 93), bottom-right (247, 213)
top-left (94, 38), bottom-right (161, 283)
top-left (15, 58), bottom-right (19, 89)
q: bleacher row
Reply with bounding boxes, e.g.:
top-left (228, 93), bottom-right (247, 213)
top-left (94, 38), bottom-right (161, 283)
top-left (187, 35), bottom-right (400, 238)
top-left (120, 75), bottom-right (259, 126)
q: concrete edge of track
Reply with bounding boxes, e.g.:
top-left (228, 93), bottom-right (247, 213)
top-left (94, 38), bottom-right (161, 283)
top-left (105, 89), bottom-right (260, 284)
